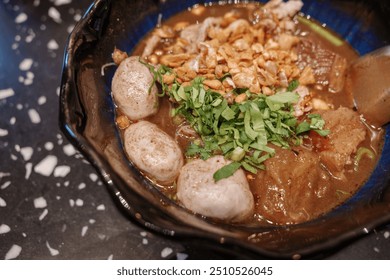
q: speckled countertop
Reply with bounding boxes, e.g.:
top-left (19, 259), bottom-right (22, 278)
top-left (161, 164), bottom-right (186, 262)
top-left (0, 0), bottom-right (389, 260)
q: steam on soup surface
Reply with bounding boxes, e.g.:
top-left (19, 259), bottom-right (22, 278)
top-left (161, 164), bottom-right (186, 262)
top-left (111, 0), bottom-right (383, 225)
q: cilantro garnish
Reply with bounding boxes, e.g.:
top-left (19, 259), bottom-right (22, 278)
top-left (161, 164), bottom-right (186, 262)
top-left (296, 114), bottom-right (330, 136)
top-left (287, 79), bottom-right (299, 92)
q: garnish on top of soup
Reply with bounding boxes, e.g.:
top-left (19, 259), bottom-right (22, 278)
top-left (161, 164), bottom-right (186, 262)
top-left (110, 0), bottom-right (383, 225)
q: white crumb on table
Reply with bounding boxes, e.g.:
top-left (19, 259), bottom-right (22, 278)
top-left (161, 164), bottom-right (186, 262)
top-left (0, 224), bottom-right (11, 234)
top-left (46, 241), bottom-right (59, 256)
top-left (33, 196), bottom-right (47, 208)
top-left (161, 247), bottom-right (173, 258)
top-left (34, 155), bottom-right (58, 176)
top-left (5, 244), bottom-right (22, 260)
top-left (53, 165), bottom-right (71, 177)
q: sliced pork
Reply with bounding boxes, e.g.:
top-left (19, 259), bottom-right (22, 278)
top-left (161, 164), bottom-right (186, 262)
top-left (318, 107), bottom-right (366, 174)
top-left (253, 146), bottom-right (332, 225)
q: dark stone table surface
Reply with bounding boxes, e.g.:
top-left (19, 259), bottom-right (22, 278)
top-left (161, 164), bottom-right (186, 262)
top-left (0, 0), bottom-right (389, 260)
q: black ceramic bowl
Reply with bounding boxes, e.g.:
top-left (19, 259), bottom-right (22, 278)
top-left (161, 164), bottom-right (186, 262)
top-left (60, 0), bottom-right (390, 259)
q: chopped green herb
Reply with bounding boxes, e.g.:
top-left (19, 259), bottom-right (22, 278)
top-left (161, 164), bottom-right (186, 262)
top-left (296, 114), bottom-right (330, 136)
top-left (213, 162), bottom-right (242, 182)
top-left (241, 161), bottom-right (258, 174)
top-left (287, 79), bottom-right (299, 92)
top-left (296, 121), bottom-right (310, 135)
top-left (266, 91), bottom-right (299, 104)
top-left (308, 114), bottom-right (330, 136)
top-left (144, 62), bottom-right (330, 180)
top-left (298, 16), bottom-right (344, 47)
top-left (336, 189), bottom-right (350, 200)
top-left (221, 106), bottom-right (236, 121)
top-left (313, 129), bottom-right (330, 137)
top-left (231, 146), bottom-right (245, 161)
top-left (139, 58), bottom-right (173, 97)
top-left (354, 147), bottom-right (375, 171)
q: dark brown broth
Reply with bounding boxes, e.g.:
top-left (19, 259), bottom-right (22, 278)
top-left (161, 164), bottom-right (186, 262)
top-left (128, 3), bottom-right (383, 225)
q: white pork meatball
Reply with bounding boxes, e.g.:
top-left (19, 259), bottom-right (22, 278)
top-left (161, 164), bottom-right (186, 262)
top-left (112, 56), bottom-right (158, 120)
top-left (177, 156), bottom-right (254, 222)
top-left (123, 121), bottom-right (183, 184)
